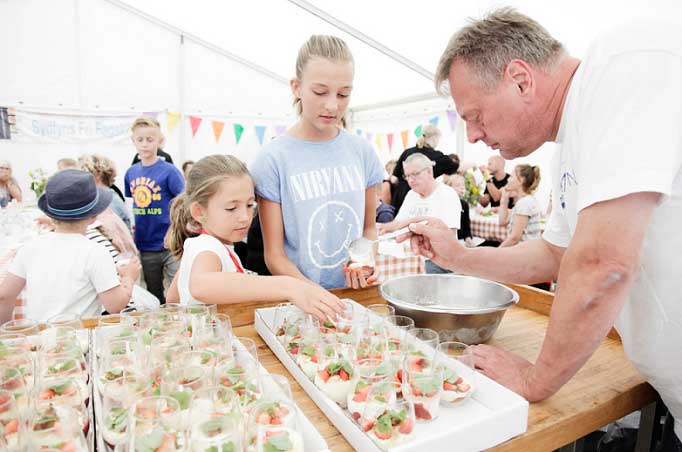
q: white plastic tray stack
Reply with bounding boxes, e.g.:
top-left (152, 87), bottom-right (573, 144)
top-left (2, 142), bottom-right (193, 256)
top-left (255, 302), bottom-right (529, 452)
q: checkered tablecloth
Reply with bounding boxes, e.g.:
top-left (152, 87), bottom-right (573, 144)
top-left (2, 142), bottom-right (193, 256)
top-left (470, 212), bottom-right (509, 242)
top-left (373, 249), bottom-right (425, 283)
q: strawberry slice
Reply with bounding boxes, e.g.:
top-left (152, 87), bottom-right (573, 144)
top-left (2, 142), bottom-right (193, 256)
top-left (277, 407), bottom-right (290, 417)
top-left (271, 416), bottom-right (282, 425)
top-left (410, 357), bottom-right (425, 372)
top-left (339, 370), bottom-right (350, 381)
top-left (396, 369), bottom-right (403, 383)
top-left (399, 417), bottom-right (414, 435)
top-left (414, 403), bottom-right (432, 420)
top-left (374, 428), bottom-right (392, 440)
top-left (317, 370), bottom-right (331, 383)
top-left (39, 389), bottom-right (56, 400)
top-left (443, 381), bottom-right (457, 391)
top-left (311, 355), bottom-right (318, 363)
top-left (256, 412), bottom-right (271, 425)
top-left (361, 419), bottom-right (375, 432)
top-left (4, 419), bottom-right (18, 434)
top-left (458, 383), bottom-right (471, 393)
top-left (352, 388), bottom-right (369, 403)
top-left (352, 411), bottom-right (361, 420)
top-left (289, 346), bottom-right (299, 355)
top-left (455, 377), bottom-right (464, 385)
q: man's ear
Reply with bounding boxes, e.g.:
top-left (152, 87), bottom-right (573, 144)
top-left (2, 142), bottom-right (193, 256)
top-left (505, 59), bottom-right (534, 97)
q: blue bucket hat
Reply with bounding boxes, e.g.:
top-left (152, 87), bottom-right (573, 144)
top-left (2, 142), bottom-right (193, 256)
top-left (38, 169), bottom-right (113, 221)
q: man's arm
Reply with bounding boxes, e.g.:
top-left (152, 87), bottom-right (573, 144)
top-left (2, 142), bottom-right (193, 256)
top-left (525, 192), bottom-right (659, 399)
top-left (473, 192), bottom-right (660, 401)
top-left (486, 179), bottom-right (504, 203)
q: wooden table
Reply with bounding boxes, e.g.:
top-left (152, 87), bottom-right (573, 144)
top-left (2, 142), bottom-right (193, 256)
top-left (81, 285), bottom-right (656, 451)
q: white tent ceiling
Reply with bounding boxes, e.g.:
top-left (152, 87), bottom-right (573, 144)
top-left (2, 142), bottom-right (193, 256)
top-left (1, 0), bottom-right (681, 208)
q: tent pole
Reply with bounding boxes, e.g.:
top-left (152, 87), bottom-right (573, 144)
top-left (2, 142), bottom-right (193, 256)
top-left (102, 0), bottom-right (288, 86)
top-left (178, 34), bottom-right (187, 165)
top-left (287, 0), bottom-right (434, 81)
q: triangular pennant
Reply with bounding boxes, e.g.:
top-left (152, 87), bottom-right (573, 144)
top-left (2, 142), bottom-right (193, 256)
top-left (166, 112), bottom-right (181, 134)
top-left (211, 121), bottom-right (225, 143)
top-left (275, 125), bottom-right (287, 136)
top-left (255, 125), bottom-right (267, 146)
top-left (374, 133), bottom-right (383, 150)
top-left (446, 110), bottom-right (458, 131)
top-left (143, 111), bottom-right (159, 120)
top-left (429, 116), bottom-right (439, 126)
top-left (414, 125), bottom-right (423, 138)
top-left (189, 116), bottom-right (202, 138)
top-left (233, 123), bottom-right (245, 144)
top-left (400, 130), bottom-right (409, 149)
top-left (365, 132), bottom-right (373, 142)
top-left (387, 133), bottom-right (394, 152)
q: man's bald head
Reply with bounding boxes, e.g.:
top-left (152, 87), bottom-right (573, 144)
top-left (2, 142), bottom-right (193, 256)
top-left (488, 155), bottom-right (506, 173)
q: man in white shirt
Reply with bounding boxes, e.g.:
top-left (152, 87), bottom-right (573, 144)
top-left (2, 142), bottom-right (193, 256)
top-left (394, 7), bottom-right (682, 446)
top-left (380, 152), bottom-right (461, 274)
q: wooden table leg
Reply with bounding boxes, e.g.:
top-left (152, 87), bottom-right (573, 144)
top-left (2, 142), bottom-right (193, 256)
top-left (635, 400), bottom-right (661, 452)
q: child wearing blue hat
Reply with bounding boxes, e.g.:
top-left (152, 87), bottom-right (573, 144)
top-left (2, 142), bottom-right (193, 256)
top-left (0, 169), bottom-right (141, 323)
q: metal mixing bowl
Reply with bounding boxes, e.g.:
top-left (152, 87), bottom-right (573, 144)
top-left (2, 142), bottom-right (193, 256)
top-left (379, 274), bottom-right (519, 344)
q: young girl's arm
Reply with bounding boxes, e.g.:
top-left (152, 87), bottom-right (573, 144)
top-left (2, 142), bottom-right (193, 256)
top-left (259, 198), bottom-right (313, 283)
top-left (0, 274), bottom-right (25, 324)
top-left (98, 258), bottom-right (141, 313)
top-left (499, 215), bottom-right (529, 248)
top-left (189, 251), bottom-right (343, 320)
top-left (498, 189), bottom-right (512, 226)
top-left (165, 272), bottom-right (180, 304)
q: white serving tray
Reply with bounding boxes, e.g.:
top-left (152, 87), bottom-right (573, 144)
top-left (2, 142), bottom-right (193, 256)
top-left (91, 329), bottom-right (329, 452)
top-left (255, 303), bottom-right (529, 452)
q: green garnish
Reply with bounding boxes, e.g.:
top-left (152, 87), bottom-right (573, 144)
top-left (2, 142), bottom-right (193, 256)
top-left (301, 345), bottom-right (315, 357)
top-left (200, 417), bottom-right (226, 437)
top-left (135, 427), bottom-right (165, 452)
top-left (265, 432), bottom-right (293, 452)
top-left (51, 381), bottom-right (72, 395)
top-left (107, 407), bottom-right (128, 432)
top-left (170, 390), bottom-right (191, 410)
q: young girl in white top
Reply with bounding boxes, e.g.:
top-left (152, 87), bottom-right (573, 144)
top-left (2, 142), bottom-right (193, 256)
top-left (498, 164), bottom-right (543, 247)
top-left (165, 155), bottom-right (343, 321)
top-left (250, 35), bottom-right (384, 291)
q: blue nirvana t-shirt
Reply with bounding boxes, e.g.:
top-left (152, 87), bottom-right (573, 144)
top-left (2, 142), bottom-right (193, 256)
top-left (251, 129), bottom-right (384, 289)
top-left (124, 159), bottom-right (185, 251)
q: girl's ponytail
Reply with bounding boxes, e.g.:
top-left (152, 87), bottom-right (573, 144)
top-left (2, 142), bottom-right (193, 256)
top-left (165, 193), bottom-right (196, 260)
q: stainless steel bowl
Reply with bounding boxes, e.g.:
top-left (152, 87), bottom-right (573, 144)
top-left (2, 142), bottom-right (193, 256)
top-left (379, 274), bottom-right (519, 344)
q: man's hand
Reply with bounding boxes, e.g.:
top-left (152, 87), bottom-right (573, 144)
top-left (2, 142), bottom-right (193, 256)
top-left (472, 344), bottom-right (536, 400)
top-left (393, 217), bottom-right (463, 271)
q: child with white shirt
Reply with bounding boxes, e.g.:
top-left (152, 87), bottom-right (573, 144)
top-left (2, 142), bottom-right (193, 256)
top-left (0, 170), bottom-right (141, 323)
top-left (164, 155), bottom-right (342, 321)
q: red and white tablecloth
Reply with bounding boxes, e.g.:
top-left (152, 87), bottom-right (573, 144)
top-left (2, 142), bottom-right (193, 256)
top-left (374, 253), bottom-right (425, 283)
top-left (470, 212), bottom-right (509, 242)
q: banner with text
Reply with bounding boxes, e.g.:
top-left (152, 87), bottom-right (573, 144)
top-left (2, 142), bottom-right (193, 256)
top-left (13, 110), bottom-right (137, 144)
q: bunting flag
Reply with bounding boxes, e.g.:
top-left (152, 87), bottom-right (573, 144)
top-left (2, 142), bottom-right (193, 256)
top-left (189, 116), bottom-right (202, 137)
top-left (387, 133), bottom-right (394, 152)
top-left (166, 112), bottom-right (181, 134)
top-left (211, 121), bottom-right (225, 143)
top-left (400, 130), bottom-right (409, 149)
top-left (414, 125), bottom-right (423, 138)
top-left (233, 123), bottom-right (244, 144)
top-left (429, 116), bottom-right (439, 126)
top-left (255, 125), bottom-right (267, 146)
top-left (446, 110), bottom-right (458, 131)
top-left (275, 125), bottom-right (287, 136)
top-left (365, 132), bottom-right (373, 142)
top-left (143, 111), bottom-right (159, 120)
top-left (374, 133), bottom-right (383, 150)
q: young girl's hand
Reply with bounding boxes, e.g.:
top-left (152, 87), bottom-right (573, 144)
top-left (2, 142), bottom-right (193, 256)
top-left (343, 263), bottom-right (376, 289)
top-left (284, 278), bottom-right (343, 321)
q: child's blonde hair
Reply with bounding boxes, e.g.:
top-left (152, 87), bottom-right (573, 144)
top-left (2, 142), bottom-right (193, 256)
top-left (78, 154), bottom-right (117, 186)
top-left (294, 35), bottom-right (354, 128)
top-left (166, 155), bottom-right (251, 260)
top-left (416, 124), bottom-right (441, 149)
top-left (131, 116), bottom-right (161, 132)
